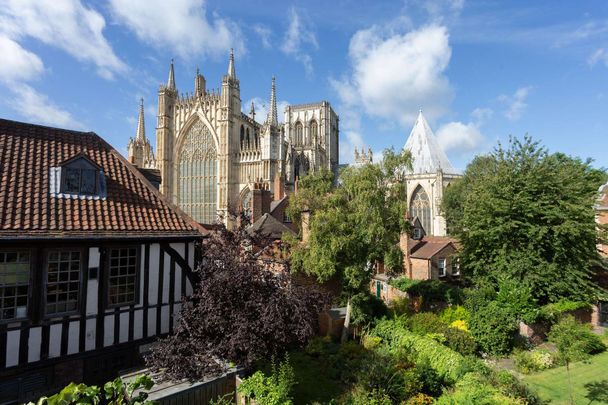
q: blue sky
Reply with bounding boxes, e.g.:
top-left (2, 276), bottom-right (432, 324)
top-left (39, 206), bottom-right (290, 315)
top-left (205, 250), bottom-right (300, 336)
top-left (0, 0), bottom-right (607, 170)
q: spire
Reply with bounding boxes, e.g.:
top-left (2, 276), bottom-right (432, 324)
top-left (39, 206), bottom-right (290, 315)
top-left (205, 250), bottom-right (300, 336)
top-left (403, 110), bottom-right (456, 174)
top-left (250, 100), bottom-right (256, 121)
top-left (167, 58), bottom-right (175, 90)
top-left (136, 98), bottom-right (145, 142)
top-left (228, 48), bottom-right (236, 78)
top-left (266, 76), bottom-right (278, 126)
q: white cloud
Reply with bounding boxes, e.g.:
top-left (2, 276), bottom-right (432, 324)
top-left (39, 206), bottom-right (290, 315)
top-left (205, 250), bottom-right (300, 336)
top-left (589, 48), bottom-right (608, 67)
top-left (332, 24), bottom-right (453, 127)
top-left (471, 107), bottom-right (493, 123)
top-left (254, 24), bottom-right (272, 49)
top-left (340, 130), bottom-right (367, 164)
top-left (0, 0), bottom-right (126, 79)
top-left (6, 83), bottom-right (82, 128)
top-left (0, 36), bottom-right (44, 83)
top-left (281, 8), bottom-right (318, 78)
top-left (498, 86), bottom-right (532, 121)
top-left (436, 121), bottom-right (483, 154)
top-left (109, 0), bottom-right (244, 60)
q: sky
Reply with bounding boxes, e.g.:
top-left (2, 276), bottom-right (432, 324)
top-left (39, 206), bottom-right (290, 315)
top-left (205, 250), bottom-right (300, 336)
top-left (0, 0), bottom-right (607, 171)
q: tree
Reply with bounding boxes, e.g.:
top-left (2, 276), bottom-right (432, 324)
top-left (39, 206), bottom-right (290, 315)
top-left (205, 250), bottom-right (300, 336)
top-left (287, 148), bottom-right (413, 341)
top-left (548, 316), bottom-right (599, 405)
top-left (146, 222), bottom-right (329, 381)
top-left (443, 136), bottom-right (607, 304)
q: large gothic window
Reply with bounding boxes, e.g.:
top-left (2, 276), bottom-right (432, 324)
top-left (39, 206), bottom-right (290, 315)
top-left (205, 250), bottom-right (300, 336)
top-left (309, 120), bottom-right (318, 145)
top-left (295, 122), bottom-right (303, 145)
top-left (178, 121), bottom-right (217, 224)
top-left (410, 185), bottom-right (431, 235)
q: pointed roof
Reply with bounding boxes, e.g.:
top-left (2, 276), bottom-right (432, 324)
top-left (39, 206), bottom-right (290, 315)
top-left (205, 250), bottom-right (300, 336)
top-left (266, 76), bottom-right (278, 126)
top-left (403, 111), bottom-right (455, 174)
top-left (228, 48), bottom-right (236, 78)
top-left (167, 59), bottom-right (176, 90)
top-left (136, 98), bottom-right (145, 142)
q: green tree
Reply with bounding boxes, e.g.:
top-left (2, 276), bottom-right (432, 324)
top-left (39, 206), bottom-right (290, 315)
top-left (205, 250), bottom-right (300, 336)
top-left (548, 316), bottom-right (603, 405)
top-left (287, 148), bottom-right (413, 341)
top-left (443, 136), bottom-right (607, 304)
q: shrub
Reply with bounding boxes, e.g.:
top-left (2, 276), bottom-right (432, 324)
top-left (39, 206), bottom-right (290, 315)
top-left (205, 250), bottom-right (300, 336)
top-left (304, 335), bottom-right (333, 356)
top-left (371, 319), bottom-right (469, 383)
top-left (389, 296), bottom-right (411, 316)
top-left (435, 372), bottom-right (521, 405)
top-left (468, 300), bottom-right (518, 355)
top-left (362, 334), bottom-right (382, 350)
top-left (548, 315), bottom-right (606, 363)
top-left (513, 349), bottom-right (554, 374)
top-left (390, 278), bottom-right (463, 306)
top-left (347, 387), bottom-right (393, 405)
top-left (406, 393), bottom-right (435, 404)
top-left (439, 305), bottom-right (470, 324)
top-left (444, 327), bottom-right (477, 356)
top-left (450, 319), bottom-right (468, 331)
top-left (355, 352), bottom-right (422, 403)
top-left (539, 300), bottom-right (593, 324)
top-left (349, 292), bottom-right (389, 327)
top-left (415, 360), bottom-right (445, 396)
top-left (238, 356), bottom-right (295, 405)
top-left (408, 312), bottom-right (448, 335)
top-left (390, 277), bottom-right (421, 292)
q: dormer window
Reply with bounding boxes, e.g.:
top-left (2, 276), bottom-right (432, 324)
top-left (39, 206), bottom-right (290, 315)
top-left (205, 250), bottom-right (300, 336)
top-left (63, 166), bottom-right (97, 195)
top-left (50, 154), bottom-right (106, 200)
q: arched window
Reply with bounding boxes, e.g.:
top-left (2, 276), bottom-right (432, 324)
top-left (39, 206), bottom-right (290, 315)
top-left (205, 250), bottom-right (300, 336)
top-left (241, 188), bottom-right (252, 218)
top-left (309, 120), bottom-right (318, 145)
top-left (178, 120), bottom-right (217, 224)
top-left (295, 122), bottom-right (303, 145)
top-left (246, 128), bottom-right (250, 149)
top-left (410, 185), bottom-right (431, 235)
top-left (240, 125), bottom-right (244, 149)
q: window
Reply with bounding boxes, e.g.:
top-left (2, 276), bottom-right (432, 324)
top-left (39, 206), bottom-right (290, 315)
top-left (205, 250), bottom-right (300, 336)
top-left (437, 258), bottom-right (446, 277)
top-left (453, 258), bottom-right (460, 276)
top-left (283, 210), bottom-right (292, 223)
top-left (413, 228), bottom-right (422, 240)
top-left (46, 250), bottom-right (81, 315)
top-left (0, 251), bottom-right (29, 321)
top-left (309, 120), bottom-right (318, 145)
top-left (62, 167), bottom-right (97, 195)
top-left (108, 247), bottom-right (139, 306)
top-left (295, 122), bottom-right (303, 145)
top-left (410, 185), bottom-right (431, 235)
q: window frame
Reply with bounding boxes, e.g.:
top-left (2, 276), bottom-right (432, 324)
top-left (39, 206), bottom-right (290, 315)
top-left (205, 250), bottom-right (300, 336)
top-left (60, 165), bottom-right (98, 196)
top-left (105, 245), bottom-right (141, 308)
top-left (452, 258), bottom-right (460, 276)
top-left (43, 248), bottom-right (85, 318)
top-left (437, 258), bottom-right (447, 278)
top-left (0, 249), bottom-right (33, 324)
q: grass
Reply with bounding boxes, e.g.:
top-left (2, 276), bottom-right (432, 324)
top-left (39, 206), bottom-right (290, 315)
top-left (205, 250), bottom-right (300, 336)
top-left (289, 350), bottom-right (346, 404)
top-left (523, 350), bottom-right (608, 404)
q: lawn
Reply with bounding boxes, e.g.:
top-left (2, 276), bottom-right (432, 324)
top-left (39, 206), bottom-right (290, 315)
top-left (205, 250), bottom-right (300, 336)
top-left (523, 350), bottom-right (608, 404)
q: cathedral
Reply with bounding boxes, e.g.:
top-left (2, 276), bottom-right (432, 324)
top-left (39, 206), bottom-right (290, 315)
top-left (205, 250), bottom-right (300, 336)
top-left (402, 111), bottom-right (461, 236)
top-left (128, 50), bottom-right (339, 225)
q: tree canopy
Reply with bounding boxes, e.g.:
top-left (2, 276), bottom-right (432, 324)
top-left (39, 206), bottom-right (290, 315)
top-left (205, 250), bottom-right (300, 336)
top-left (287, 148), bottom-right (413, 294)
top-left (146, 223), bottom-right (329, 381)
top-left (443, 136), bottom-right (607, 303)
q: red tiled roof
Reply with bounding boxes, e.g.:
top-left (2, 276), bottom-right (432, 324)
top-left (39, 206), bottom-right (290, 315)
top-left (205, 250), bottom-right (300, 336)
top-left (410, 236), bottom-right (457, 259)
top-left (0, 119), bottom-right (204, 239)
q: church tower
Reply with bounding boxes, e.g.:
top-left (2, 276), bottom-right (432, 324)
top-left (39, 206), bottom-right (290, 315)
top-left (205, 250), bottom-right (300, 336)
top-left (403, 111), bottom-right (461, 236)
top-left (156, 60), bottom-right (177, 197)
top-left (127, 98), bottom-right (155, 168)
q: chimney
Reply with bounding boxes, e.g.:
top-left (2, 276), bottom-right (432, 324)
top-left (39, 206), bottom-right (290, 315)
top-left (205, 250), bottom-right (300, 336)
top-left (274, 171), bottom-right (284, 201)
top-left (251, 180), bottom-right (271, 223)
top-left (399, 231), bottom-right (412, 278)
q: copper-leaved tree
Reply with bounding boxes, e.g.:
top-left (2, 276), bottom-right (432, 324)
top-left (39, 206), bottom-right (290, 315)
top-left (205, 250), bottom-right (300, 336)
top-left (146, 219), bottom-right (329, 381)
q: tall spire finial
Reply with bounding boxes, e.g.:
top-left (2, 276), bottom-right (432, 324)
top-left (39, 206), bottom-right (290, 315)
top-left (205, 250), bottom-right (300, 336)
top-left (136, 98), bottom-right (145, 142)
top-left (167, 58), bottom-right (176, 90)
top-left (266, 76), bottom-right (278, 126)
top-left (250, 100), bottom-right (256, 121)
top-left (228, 48), bottom-right (236, 78)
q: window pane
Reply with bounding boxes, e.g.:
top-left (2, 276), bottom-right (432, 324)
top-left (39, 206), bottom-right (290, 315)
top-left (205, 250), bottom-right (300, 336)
top-left (46, 250), bottom-right (80, 316)
top-left (80, 169), bottom-right (96, 194)
top-left (108, 247), bottom-right (138, 306)
top-left (0, 251), bottom-right (30, 320)
top-left (64, 168), bottom-right (81, 193)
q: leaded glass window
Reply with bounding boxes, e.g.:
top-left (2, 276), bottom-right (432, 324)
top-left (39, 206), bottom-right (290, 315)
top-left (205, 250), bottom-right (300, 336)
top-left (178, 121), bottom-right (218, 224)
top-left (410, 185), bottom-right (431, 235)
top-left (295, 122), bottom-right (303, 145)
top-left (46, 250), bottom-right (81, 315)
top-left (310, 120), bottom-right (318, 145)
top-left (108, 247), bottom-right (138, 306)
top-left (0, 251), bottom-right (29, 320)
